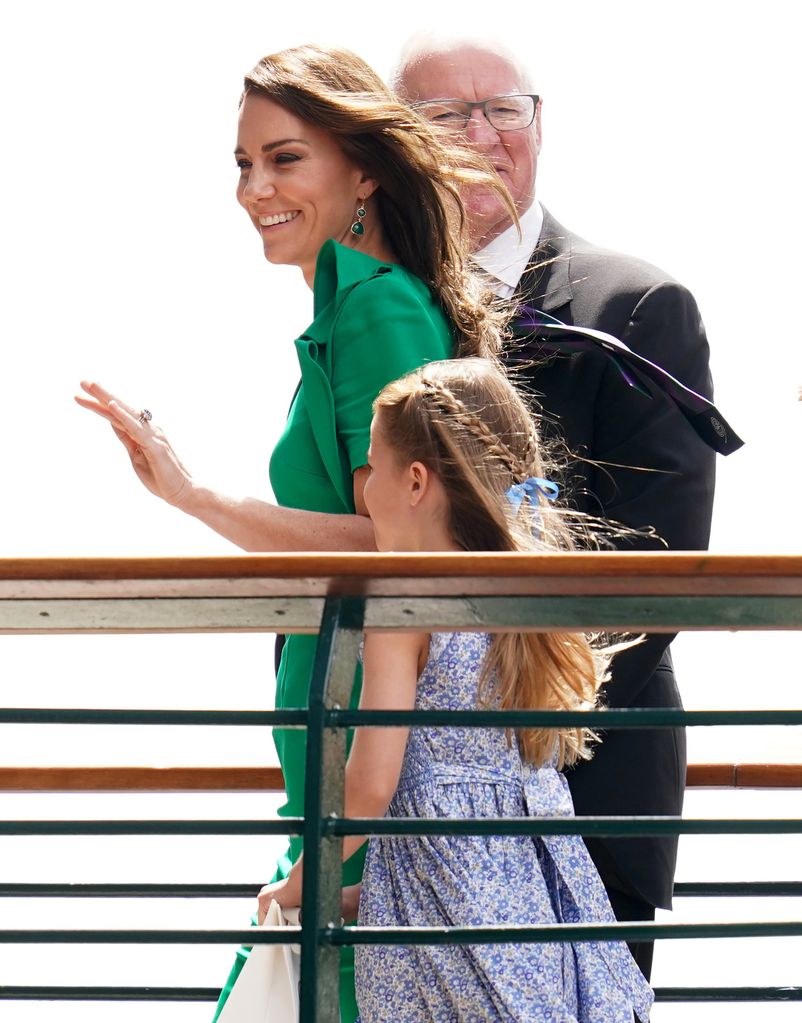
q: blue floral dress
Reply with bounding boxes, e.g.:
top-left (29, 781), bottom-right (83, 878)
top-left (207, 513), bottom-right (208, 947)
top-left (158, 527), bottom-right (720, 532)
top-left (354, 632), bottom-right (653, 1022)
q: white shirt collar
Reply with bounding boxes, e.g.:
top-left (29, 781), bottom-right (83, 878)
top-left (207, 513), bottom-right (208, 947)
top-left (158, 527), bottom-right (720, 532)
top-left (473, 200), bottom-right (544, 297)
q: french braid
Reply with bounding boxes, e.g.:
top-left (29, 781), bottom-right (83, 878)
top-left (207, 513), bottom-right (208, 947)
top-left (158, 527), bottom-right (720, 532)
top-left (420, 376), bottom-right (533, 484)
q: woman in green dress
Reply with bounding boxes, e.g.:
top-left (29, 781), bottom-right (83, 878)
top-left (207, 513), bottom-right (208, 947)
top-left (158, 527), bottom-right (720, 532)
top-left (76, 44), bottom-right (509, 1021)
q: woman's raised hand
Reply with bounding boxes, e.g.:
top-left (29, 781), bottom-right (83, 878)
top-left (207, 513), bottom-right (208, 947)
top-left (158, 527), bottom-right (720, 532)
top-left (75, 381), bottom-right (193, 508)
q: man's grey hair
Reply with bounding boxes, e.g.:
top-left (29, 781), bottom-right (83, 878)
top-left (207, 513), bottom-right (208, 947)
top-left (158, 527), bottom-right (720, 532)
top-left (390, 31), bottom-right (535, 97)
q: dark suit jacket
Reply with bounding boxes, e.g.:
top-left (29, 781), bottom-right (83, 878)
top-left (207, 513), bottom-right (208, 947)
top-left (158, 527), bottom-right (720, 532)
top-left (506, 208), bottom-right (716, 910)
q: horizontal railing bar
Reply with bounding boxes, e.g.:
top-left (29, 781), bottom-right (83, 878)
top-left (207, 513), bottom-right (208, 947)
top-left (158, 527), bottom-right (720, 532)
top-left (0, 709), bottom-right (306, 726)
top-left (0, 985), bottom-right (797, 1003)
top-left (326, 708), bottom-right (802, 728)
top-left (327, 921), bottom-right (802, 945)
top-left (7, 595), bottom-right (802, 633)
top-left (0, 767), bottom-right (286, 791)
top-left (0, 986), bottom-right (220, 1002)
top-left (731, 763), bottom-right (802, 786)
top-left (325, 816), bottom-right (802, 837)
top-left (1, 764), bottom-right (800, 792)
top-left (0, 820), bottom-right (304, 836)
top-left (685, 763), bottom-right (802, 788)
top-left (654, 986), bottom-right (801, 1002)
top-left (0, 597), bottom-right (324, 634)
top-left (2, 707), bottom-right (801, 728)
top-left (1, 817), bottom-right (800, 837)
top-left (0, 928), bottom-right (300, 945)
top-left (689, 763), bottom-right (802, 787)
top-left (674, 882), bottom-right (802, 897)
top-left (2, 921), bottom-right (801, 946)
top-left (2, 880), bottom-right (800, 899)
top-left (0, 883), bottom-right (262, 898)
top-left (3, 553), bottom-right (802, 593)
top-left (364, 595), bottom-right (802, 632)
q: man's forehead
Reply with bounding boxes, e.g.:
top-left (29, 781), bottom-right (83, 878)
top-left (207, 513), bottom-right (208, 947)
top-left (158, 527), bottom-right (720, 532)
top-left (402, 47), bottom-right (525, 100)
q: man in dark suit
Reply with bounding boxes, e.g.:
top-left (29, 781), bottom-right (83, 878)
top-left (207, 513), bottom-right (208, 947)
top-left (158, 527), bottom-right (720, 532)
top-left (395, 36), bottom-right (717, 980)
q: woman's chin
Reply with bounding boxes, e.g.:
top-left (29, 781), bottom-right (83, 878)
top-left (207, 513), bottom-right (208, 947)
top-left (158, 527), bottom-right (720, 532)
top-left (261, 246), bottom-right (287, 266)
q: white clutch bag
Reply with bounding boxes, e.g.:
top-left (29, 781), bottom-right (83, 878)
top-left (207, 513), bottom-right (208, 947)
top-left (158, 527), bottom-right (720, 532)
top-left (217, 902), bottom-right (301, 1023)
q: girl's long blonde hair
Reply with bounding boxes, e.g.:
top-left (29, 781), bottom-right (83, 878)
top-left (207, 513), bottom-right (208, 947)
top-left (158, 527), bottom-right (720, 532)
top-left (374, 358), bottom-right (610, 768)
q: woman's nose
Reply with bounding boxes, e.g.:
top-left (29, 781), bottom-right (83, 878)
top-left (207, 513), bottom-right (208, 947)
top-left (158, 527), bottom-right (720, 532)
top-left (242, 165), bottom-right (278, 201)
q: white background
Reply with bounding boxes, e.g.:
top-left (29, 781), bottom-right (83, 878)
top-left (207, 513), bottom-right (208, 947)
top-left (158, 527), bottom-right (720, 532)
top-left (0, 0), bottom-right (800, 1019)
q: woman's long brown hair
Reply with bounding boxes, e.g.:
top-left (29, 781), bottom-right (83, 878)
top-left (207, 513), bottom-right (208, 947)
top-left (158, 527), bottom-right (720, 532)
top-left (374, 358), bottom-right (614, 769)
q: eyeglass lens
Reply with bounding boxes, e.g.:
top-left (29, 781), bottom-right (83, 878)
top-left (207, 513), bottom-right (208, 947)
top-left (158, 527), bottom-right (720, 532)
top-left (417, 94), bottom-right (536, 131)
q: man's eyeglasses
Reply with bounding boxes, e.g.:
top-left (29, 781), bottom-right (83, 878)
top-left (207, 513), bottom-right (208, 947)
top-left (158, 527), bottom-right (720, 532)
top-left (413, 94), bottom-right (539, 133)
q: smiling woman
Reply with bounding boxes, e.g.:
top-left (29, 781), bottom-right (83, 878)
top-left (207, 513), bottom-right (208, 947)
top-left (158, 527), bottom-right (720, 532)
top-left (73, 42), bottom-right (513, 1023)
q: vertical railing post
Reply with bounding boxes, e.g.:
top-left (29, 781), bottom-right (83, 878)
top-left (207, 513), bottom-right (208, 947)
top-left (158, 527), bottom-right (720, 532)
top-left (299, 596), bottom-right (364, 1022)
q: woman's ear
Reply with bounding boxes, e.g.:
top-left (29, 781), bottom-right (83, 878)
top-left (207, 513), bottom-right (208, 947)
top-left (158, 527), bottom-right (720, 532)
top-left (359, 175), bottom-right (380, 201)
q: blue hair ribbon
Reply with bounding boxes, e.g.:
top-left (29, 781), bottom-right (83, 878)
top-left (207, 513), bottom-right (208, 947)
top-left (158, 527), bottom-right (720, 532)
top-left (505, 476), bottom-right (560, 514)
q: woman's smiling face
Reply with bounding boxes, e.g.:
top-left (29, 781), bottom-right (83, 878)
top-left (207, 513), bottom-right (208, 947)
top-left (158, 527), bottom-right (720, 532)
top-left (235, 92), bottom-right (372, 284)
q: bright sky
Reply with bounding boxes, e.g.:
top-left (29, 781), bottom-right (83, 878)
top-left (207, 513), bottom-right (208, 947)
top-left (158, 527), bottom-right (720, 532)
top-left (0, 1), bottom-right (800, 1019)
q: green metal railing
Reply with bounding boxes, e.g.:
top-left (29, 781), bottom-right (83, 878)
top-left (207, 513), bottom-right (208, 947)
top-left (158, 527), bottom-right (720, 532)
top-left (0, 554), bottom-right (801, 1014)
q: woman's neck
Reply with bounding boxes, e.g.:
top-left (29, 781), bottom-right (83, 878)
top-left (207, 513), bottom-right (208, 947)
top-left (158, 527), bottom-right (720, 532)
top-left (301, 231), bottom-right (399, 290)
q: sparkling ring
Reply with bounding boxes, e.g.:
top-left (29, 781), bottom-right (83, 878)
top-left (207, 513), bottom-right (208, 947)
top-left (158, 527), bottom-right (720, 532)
top-left (138, 408), bottom-right (153, 424)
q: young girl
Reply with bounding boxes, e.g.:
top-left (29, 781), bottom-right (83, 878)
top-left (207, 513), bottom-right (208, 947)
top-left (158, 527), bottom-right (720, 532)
top-left (262, 358), bottom-right (653, 1022)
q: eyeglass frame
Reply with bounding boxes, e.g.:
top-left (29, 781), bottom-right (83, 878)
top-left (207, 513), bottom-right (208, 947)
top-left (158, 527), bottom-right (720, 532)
top-left (413, 93), bottom-right (541, 132)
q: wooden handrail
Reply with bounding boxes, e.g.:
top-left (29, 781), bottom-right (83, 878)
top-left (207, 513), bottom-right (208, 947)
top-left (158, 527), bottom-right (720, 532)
top-left (5, 553), bottom-right (802, 634)
top-left (1, 764), bottom-right (800, 791)
top-left (0, 767), bottom-right (285, 791)
top-left (2, 553), bottom-right (802, 597)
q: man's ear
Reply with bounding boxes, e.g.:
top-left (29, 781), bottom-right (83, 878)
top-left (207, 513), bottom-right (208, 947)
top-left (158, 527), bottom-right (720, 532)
top-left (408, 460), bottom-right (429, 507)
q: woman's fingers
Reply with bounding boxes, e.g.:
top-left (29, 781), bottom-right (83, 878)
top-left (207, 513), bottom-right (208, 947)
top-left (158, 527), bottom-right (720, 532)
top-left (79, 380), bottom-right (135, 414)
top-left (74, 395), bottom-right (120, 425)
top-left (78, 381), bottom-right (151, 428)
top-left (256, 886), bottom-right (275, 925)
top-left (76, 384), bottom-right (157, 444)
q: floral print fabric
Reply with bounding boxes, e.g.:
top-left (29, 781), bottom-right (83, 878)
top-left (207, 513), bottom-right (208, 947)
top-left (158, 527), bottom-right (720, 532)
top-left (354, 632), bottom-right (653, 1022)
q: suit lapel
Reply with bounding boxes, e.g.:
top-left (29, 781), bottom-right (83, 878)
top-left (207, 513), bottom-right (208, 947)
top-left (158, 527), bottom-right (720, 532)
top-left (516, 207), bottom-right (575, 318)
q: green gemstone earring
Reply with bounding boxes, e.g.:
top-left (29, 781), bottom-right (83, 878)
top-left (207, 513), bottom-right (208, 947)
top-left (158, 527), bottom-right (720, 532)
top-left (350, 200), bottom-right (367, 237)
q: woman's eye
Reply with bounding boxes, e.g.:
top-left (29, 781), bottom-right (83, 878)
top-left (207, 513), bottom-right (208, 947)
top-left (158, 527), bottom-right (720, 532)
top-left (235, 158), bottom-right (251, 170)
top-left (275, 152), bottom-right (301, 165)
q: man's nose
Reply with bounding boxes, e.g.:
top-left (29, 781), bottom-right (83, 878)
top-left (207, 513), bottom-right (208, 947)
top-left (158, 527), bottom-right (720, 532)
top-left (464, 108), bottom-right (501, 147)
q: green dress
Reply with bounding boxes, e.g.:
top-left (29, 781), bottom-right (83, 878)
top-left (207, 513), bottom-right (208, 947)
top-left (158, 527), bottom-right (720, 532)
top-left (213, 239), bottom-right (453, 1022)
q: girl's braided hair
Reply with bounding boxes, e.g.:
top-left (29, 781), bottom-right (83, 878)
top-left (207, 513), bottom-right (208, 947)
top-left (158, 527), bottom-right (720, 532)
top-left (373, 358), bottom-right (613, 768)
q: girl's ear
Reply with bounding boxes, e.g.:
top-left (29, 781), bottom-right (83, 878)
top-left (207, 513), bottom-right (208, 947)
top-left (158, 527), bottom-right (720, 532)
top-left (408, 460), bottom-right (429, 507)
